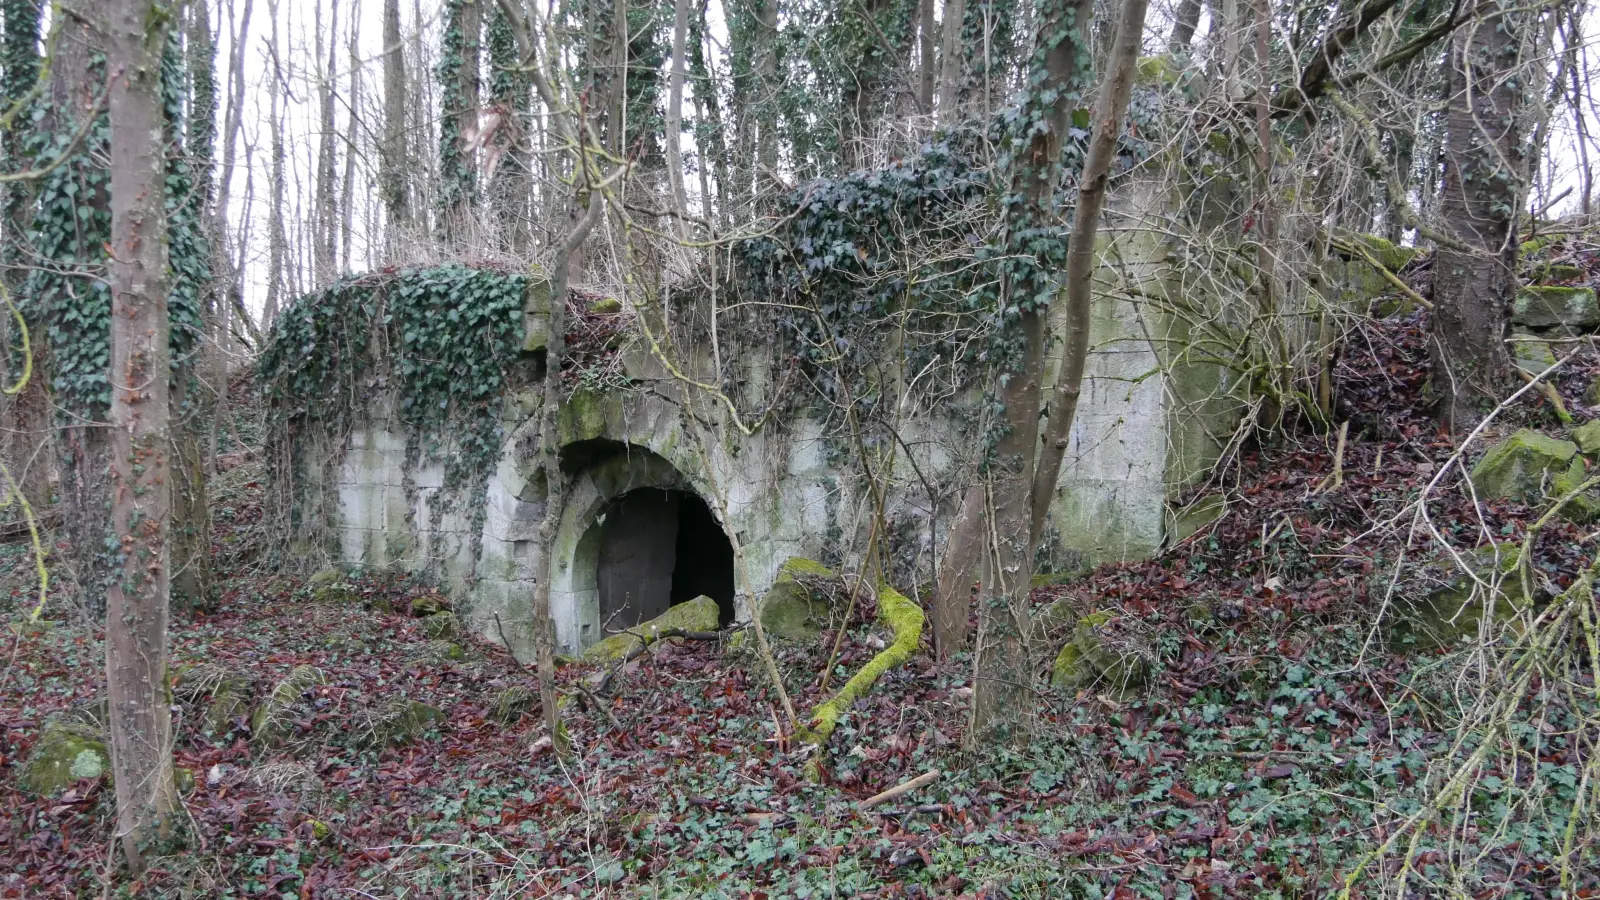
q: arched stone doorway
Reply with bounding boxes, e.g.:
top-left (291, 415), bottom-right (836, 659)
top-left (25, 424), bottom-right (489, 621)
top-left (595, 489), bottom-right (735, 630)
top-left (548, 441), bottom-right (736, 651)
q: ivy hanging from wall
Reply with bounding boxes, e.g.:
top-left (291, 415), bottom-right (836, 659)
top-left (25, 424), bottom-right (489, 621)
top-left (260, 264), bottom-right (533, 567)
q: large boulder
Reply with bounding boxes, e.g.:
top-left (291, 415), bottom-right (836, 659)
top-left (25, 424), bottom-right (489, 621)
top-left (1550, 458), bottom-right (1600, 523)
top-left (1512, 286), bottom-right (1600, 329)
top-left (582, 595), bottom-right (721, 662)
top-left (1469, 430), bottom-right (1578, 503)
top-left (756, 557), bottom-right (838, 642)
top-left (1051, 611), bottom-right (1149, 693)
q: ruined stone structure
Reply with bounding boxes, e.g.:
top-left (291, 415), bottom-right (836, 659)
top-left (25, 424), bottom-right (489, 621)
top-left (275, 180), bottom-right (1390, 661)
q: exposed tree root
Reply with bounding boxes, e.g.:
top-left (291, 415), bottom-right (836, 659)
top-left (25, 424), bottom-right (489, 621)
top-left (802, 584), bottom-right (924, 779)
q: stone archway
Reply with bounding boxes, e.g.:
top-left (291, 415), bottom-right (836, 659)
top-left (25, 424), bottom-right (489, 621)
top-left (547, 441), bottom-right (734, 651)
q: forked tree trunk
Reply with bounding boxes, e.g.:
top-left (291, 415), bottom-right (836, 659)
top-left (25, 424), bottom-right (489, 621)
top-left (105, 0), bottom-right (180, 870)
top-left (1430, 0), bottom-right (1524, 431)
top-left (967, 0), bottom-right (1096, 744)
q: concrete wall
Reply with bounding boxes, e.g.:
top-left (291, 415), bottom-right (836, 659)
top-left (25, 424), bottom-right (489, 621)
top-left (298, 179), bottom-right (1394, 661)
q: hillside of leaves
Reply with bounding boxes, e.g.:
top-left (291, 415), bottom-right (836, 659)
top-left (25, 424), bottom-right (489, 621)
top-left (4, 308), bottom-right (1600, 897)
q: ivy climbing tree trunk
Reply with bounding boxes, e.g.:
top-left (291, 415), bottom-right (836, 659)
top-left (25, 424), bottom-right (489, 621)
top-left (967, 0), bottom-right (1095, 745)
top-left (104, 0), bottom-right (181, 870)
top-left (1430, 0), bottom-right (1524, 431)
top-left (0, 0), bottom-right (49, 515)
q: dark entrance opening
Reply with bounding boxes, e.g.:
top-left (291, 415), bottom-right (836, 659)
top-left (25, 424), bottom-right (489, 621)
top-left (596, 489), bottom-right (735, 631)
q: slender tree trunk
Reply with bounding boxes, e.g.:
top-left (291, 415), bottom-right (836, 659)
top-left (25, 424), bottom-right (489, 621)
top-left (932, 484), bottom-right (981, 658)
top-left (313, 0), bottom-right (339, 285)
top-left (1029, 0), bottom-right (1150, 541)
top-left (105, 0), bottom-right (180, 870)
top-left (917, 0), bottom-right (935, 115)
top-left (935, 0), bottom-right (964, 124)
top-left (382, 0), bottom-right (410, 236)
top-left (1168, 0), bottom-right (1201, 52)
top-left (665, 0), bottom-right (691, 224)
top-left (1430, 0), bottom-right (1523, 430)
top-left (342, 13), bottom-right (361, 271)
top-left (968, 0), bottom-right (1096, 745)
top-left (265, 0), bottom-right (285, 327)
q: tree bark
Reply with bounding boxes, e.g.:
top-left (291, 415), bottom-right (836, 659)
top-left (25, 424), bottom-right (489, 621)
top-left (935, 0), bottom-right (964, 124)
top-left (1430, 0), bottom-right (1524, 431)
top-left (1029, 0), bottom-right (1150, 548)
top-left (917, 0), bottom-right (935, 115)
top-left (265, 0), bottom-right (285, 328)
top-left (105, 0), bottom-right (180, 870)
top-left (968, 0), bottom-right (1095, 746)
top-left (382, 0), bottom-right (410, 234)
top-left (1168, 0), bottom-right (1201, 52)
top-left (665, 0), bottom-right (691, 225)
top-left (931, 484), bottom-right (981, 658)
top-left (313, 0), bottom-right (339, 285)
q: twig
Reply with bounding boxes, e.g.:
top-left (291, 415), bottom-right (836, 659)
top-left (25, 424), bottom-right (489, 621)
top-left (1314, 421), bottom-right (1349, 494)
top-left (859, 770), bottom-right (941, 809)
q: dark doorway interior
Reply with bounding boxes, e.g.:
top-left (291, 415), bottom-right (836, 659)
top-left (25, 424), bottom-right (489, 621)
top-left (596, 490), bottom-right (735, 632)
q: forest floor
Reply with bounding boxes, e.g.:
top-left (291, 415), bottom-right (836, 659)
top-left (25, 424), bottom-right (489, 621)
top-left (4, 312), bottom-right (1600, 899)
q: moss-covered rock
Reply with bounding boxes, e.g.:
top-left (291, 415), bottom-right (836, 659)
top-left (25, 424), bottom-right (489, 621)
top-left (1469, 430), bottom-right (1578, 503)
top-left (491, 685), bottom-right (535, 725)
top-left (409, 595), bottom-right (445, 617)
top-left (1388, 546), bottom-right (1533, 649)
top-left (1338, 234), bottom-right (1418, 272)
top-left (1550, 458), bottom-right (1600, 523)
top-left (582, 595), bottom-right (721, 662)
top-left (202, 676), bottom-right (253, 735)
top-left (308, 569), bottom-right (356, 603)
top-left (589, 297), bottom-right (622, 315)
top-left (1572, 420), bottom-right (1600, 455)
top-left (1510, 334), bottom-right (1558, 375)
top-left (757, 557), bottom-right (837, 642)
top-left (1167, 493), bottom-right (1227, 545)
top-left (1512, 285), bottom-right (1600, 329)
top-left (421, 611), bottom-right (460, 640)
top-left (20, 721), bottom-right (110, 795)
top-left (353, 699), bottom-right (445, 749)
top-left (251, 666), bottom-right (325, 748)
top-left (1051, 611), bottom-right (1149, 692)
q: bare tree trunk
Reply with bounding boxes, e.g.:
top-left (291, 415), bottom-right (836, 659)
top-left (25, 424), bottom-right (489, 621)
top-left (932, 484), bottom-right (981, 658)
top-left (342, 11), bottom-right (361, 271)
top-left (935, 0), bottom-right (964, 124)
top-left (265, 0), bottom-right (285, 328)
top-left (1168, 0), bottom-right (1201, 52)
top-left (1430, 0), bottom-right (1523, 430)
top-left (665, 0), bottom-right (691, 224)
top-left (968, 0), bottom-right (1096, 745)
top-left (382, 0), bottom-right (409, 235)
top-left (105, 0), bottom-right (180, 870)
top-left (313, 0), bottom-right (339, 285)
top-left (1030, 0), bottom-right (1150, 545)
top-left (917, 0), bottom-right (935, 115)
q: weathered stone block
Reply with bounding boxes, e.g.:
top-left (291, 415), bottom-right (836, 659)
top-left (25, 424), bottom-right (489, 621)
top-left (583, 595), bottom-right (721, 662)
top-left (1051, 610), bottom-right (1148, 692)
top-left (20, 722), bottom-right (109, 795)
top-left (1167, 493), bottom-right (1227, 545)
top-left (422, 611), bottom-right (460, 640)
top-left (1571, 420), bottom-right (1600, 455)
top-left (756, 557), bottom-right (837, 642)
top-left (1512, 286), bottom-right (1599, 329)
top-left (490, 685), bottom-right (535, 725)
top-left (1388, 547), bottom-right (1532, 649)
top-left (252, 666), bottom-right (325, 748)
top-left (1469, 430), bottom-right (1578, 503)
top-left (353, 699), bottom-right (445, 748)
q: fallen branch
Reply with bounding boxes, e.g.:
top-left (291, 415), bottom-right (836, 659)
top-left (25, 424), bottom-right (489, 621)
top-left (859, 769), bottom-right (941, 809)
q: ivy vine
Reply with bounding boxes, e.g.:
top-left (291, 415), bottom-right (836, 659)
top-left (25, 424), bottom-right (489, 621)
top-left (261, 264), bottom-right (532, 569)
